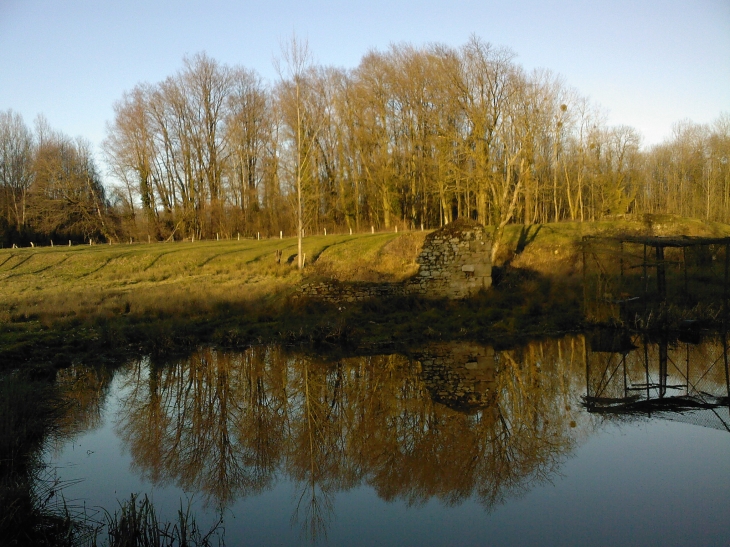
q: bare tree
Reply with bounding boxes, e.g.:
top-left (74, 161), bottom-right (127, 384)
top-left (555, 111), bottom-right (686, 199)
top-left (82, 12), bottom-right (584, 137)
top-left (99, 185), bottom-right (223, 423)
top-left (104, 85), bottom-right (157, 238)
top-left (275, 34), bottom-right (319, 269)
top-left (0, 110), bottom-right (34, 231)
top-left (225, 68), bottom-right (273, 231)
top-left (94, 42), bottom-right (730, 249)
top-left (30, 129), bottom-right (108, 241)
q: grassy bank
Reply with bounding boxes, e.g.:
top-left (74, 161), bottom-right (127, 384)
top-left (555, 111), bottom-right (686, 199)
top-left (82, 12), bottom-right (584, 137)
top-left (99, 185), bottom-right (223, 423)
top-left (2, 215), bottom-right (729, 371)
top-left (0, 231), bottom-right (429, 368)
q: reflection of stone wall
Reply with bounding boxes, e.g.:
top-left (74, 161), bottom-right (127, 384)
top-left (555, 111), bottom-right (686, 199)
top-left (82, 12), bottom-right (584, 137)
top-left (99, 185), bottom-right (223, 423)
top-left (298, 219), bottom-right (492, 302)
top-left (416, 342), bottom-right (497, 412)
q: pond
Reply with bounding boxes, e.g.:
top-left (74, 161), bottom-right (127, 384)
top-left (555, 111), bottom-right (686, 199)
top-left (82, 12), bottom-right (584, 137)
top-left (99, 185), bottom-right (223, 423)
top-left (42, 334), bottom-right (730, 546)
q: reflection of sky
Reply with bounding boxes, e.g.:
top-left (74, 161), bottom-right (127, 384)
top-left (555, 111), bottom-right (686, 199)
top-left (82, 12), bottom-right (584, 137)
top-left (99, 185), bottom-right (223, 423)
top-left (44, 357), bottom-right (730, 547)
top-left (45, 370), bottom-right (224, 534)
top-left (499, 421), bottom-right (730, 547)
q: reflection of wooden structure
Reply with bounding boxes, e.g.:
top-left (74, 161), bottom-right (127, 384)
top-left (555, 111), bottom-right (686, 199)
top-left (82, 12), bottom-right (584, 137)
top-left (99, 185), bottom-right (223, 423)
top-left (581, 236), bottom-right (730, 324)
top-left (583, 331), bottom-right (730, 432)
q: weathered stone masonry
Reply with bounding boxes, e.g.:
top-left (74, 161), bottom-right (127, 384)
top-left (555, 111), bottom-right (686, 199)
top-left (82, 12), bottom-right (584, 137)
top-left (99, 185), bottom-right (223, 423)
top-left (297, 218), bottom-right (492, 301)
top-left (297, 280), bottom-right (407, 302)
top-left (412, 218), bottom-right (492, 299)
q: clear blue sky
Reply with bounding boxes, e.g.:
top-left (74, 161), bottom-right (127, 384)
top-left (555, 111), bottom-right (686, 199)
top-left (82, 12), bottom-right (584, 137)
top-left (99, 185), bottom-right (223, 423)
top-left (1, 0), bottom-right (728, 165)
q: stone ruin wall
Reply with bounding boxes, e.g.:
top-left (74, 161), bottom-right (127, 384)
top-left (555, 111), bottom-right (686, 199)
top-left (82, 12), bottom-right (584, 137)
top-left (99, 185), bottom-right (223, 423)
top-left (411, 218), bottom-right (492, 299)
top-left (298, 281), bottom-right (407, 302)
top-left (297, 218), bottom-right (492, 302)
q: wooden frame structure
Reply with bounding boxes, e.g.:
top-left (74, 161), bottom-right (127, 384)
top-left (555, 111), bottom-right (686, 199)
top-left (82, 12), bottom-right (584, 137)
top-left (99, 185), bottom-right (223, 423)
top-left (581, 235), bottom-right (730, 324)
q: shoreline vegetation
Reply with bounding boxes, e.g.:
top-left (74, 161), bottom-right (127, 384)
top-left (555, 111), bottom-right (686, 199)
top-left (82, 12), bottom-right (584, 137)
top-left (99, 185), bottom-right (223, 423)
top-left (2, 215), bottom-right (730, 376)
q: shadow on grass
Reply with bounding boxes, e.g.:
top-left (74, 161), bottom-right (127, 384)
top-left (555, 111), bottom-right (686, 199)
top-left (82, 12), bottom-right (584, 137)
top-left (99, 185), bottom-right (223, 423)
top-left (515, 224), bottom-right (542, 255)
top-left (0, 265), bottom-right (586, 375)
top-left (3, 256), bottom-right (727, 379)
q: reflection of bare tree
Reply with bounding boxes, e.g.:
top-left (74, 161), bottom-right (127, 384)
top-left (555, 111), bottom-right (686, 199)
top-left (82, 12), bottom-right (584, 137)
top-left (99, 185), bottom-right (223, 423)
top-left (52, 332), bottom-right (728, 544)
top-left (352, 339), bottom-right (589, 510)
top-left (482, 340), bottom-right (586, 507)
top-left (54, 364), bottom-right (114, 439)
top-left (289, 360), bottom-right (335, 542)
top-left (115, 347), bottom-right (288, 506)
top-left (84, 337), bottom-right (597, 533)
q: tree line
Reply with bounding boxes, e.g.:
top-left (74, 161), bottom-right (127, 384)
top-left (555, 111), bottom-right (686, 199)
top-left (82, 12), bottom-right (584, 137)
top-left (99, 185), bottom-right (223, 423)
top-left (1, 37), bottom-right (728, 248)
top-left (0, 112), bottom-right (110, 246)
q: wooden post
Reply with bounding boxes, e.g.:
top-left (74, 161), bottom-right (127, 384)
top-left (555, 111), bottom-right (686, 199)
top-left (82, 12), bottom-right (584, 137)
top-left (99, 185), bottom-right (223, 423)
top-left (280, 231), bottom-right (283, 239)
top-left (656, 245), bottom-right (666, 301)
top-left (51, 240), bottom-right (53, 247)
top-left (683, 247), bottom-right (688, 296)
top-left (722, 243), bottom-right (730, 322)
top-left (238, 233), bottom-right (240, 241)
top-left (257, 232), bottom-right (260, 240)
top-left (582, 240), bottom-right (587, 319)
top-left (583, 335), bottom-right (590, 409)
top-left (723, 328), bottom-right (730, 408)
top-left (643, 244), bottom-right (648, 303)
top-left (685, 342), bottom-right (690, 396)
top-left (324, 228), bottom-right (327, 236)
top-left (349, 227), bottom-right (352, 236)
top-left (69, 240), bottom-right (71, 247)
top-left (643, 335), bottom-right (650, 401)
top-left (371, 226), bottom-right (374, 234)
top-left (619, 241), bottom-right (624, 295)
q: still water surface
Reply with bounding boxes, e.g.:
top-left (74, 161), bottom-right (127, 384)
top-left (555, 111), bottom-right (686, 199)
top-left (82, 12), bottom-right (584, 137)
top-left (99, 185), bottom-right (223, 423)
top-left (45, 335), bottom-right (730, 546)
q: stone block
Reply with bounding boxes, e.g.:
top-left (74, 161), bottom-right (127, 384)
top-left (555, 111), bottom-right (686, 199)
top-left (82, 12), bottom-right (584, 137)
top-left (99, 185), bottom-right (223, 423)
top-left (474, 263), bottom-right (491, 277)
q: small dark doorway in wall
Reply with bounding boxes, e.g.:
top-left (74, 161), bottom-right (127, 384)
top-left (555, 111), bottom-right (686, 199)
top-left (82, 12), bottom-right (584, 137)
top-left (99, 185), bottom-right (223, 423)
top-left (451, 197), bottom-right (458, 221)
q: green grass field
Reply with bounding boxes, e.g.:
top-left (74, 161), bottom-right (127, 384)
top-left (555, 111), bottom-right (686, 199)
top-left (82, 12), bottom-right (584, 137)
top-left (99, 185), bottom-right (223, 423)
top-left (0, 231), bottom-right (420, 325)
top-left (2, 215), bottom-right (728, 369)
